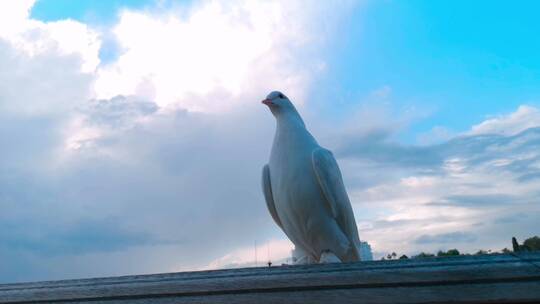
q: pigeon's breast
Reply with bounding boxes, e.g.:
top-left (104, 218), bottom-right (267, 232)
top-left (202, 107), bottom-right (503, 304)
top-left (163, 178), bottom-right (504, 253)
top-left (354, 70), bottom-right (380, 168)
top-left (268, 148), bottom-right (329, 224)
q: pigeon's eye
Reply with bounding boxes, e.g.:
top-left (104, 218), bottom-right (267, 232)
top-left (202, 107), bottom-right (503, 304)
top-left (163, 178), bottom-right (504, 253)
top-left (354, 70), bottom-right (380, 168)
top-left (278, 93), bottom-right (284, 99)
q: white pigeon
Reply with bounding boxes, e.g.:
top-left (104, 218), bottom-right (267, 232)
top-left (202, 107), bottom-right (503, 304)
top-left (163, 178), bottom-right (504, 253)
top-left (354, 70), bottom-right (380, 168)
top-left (261, 91), bottom-right (361, 264)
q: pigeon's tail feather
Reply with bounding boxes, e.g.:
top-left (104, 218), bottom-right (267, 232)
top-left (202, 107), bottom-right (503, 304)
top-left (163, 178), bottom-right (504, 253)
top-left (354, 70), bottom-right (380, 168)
top-left (347, 240), bottom-right (361, 262)
top-left (336, 238), bottom-right (361, 263)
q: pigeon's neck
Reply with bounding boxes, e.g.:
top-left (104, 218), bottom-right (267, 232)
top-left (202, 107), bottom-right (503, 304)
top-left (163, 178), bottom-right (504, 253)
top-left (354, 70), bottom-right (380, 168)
top-left (273, 110), bottom-right (317, 149)
top-left (276, 109), bottom-right (306, 130)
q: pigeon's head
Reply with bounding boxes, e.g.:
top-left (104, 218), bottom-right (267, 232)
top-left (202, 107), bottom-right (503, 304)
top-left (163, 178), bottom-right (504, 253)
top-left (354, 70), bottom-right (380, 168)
top-left (261, 91), bottom-right (296, 117)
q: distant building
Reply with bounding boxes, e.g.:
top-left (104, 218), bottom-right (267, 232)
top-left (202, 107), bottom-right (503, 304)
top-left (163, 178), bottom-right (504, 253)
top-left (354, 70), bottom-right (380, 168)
top-left (359, 241), bottom-right (373, 261)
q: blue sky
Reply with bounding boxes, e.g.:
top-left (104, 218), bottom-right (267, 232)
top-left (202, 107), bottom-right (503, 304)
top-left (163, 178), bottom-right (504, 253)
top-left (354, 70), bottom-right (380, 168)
top-left (320, 0), bottom-right (540, 141)
top-left (31, 0), bottom-right (152, 24)
top-left (1, 0), bottom-right (539, 282)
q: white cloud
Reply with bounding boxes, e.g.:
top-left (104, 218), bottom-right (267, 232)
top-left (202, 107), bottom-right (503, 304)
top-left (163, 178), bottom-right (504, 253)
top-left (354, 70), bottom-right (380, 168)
top-left (38, 20), bottom-right (101, 72)
top-left (0, 1), bottom-right (101, 73)
top-left (0, 0), bottom-right (35, 36)
top-left (469, 105), bottom-right (540, 136)
top-left (94, 0), bottom-right (348, 111)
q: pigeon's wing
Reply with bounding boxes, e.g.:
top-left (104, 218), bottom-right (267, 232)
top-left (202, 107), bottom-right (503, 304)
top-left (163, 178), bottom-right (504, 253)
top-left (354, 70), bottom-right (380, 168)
top-left (262, 164), bottom-right (283, 229)
top-left (312, 148), bottom-right (360, 245)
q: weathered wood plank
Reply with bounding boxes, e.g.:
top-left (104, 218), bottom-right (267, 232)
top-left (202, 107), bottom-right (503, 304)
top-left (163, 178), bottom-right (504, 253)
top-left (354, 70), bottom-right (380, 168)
top-left (1, 253), bottom-right (540, 303)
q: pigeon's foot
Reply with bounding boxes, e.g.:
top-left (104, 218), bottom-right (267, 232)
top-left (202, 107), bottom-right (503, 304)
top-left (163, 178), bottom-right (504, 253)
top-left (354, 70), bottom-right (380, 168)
top-left (293, 255), bottom-right (313, 265)
top-left (292, 247), bottom-right (316, 264)
top-left (319, 250), bottom-right (342, 264)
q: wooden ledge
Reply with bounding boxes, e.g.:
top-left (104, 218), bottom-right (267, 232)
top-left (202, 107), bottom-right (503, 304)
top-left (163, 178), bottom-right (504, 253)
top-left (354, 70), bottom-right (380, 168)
top-left (1, 253), bottom-right (540, 303)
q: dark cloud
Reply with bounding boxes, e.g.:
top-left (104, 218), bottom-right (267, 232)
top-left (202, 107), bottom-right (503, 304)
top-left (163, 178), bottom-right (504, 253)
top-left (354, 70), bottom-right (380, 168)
top-left (494, 213), bottom-right (530, 224)
top-left (518, 172), bottom-right (540, 182)
top-left (0, 96), bottom-right (280, 282)
top-left (81, 95), bottom-right (158, 128)
top-left (336, 125), bottom-right (540, 179)
top-left (0, 39), bottom-right (92, 115)
top-left (415, 232), bottom-right (477, 244)
top-left (431, 194), bottom-right (519, 207)
top-left (334, 129), bottom-right (443, 168)
top-left (0, 218), bottom-right (155, 256)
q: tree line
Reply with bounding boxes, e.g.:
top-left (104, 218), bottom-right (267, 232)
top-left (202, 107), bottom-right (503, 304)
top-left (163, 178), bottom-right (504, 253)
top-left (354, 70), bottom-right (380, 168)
top-left (381, 235), bottom-right (540, 260)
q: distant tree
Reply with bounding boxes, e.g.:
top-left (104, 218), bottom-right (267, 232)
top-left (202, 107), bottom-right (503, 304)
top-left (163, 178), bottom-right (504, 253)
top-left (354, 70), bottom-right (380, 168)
top-left (447, 249), bottom-right (461, 256)
top-left (512, 237), bottom-right (521, 252)
top-left (475, 250), bottom-right (488, 255)
top-left (437, 249), bottom-right (460, 257)
top-left (513, 236), bottom-right (540, 252)
top-left (501, 248), bottom-right (511, 254)
top-left (413, 252), bottom-right (435, 259)
top-left (399, 254), bottom-right (409, 260)
top-left (385, 252), bottom-right (398, 260)
top-left (524, 236), bottom-right (540, 251)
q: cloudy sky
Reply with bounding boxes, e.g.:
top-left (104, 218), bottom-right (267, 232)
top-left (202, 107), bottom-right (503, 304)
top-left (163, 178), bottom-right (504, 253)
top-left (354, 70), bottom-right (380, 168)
top-left (1, 0), bottom-right (539, 283)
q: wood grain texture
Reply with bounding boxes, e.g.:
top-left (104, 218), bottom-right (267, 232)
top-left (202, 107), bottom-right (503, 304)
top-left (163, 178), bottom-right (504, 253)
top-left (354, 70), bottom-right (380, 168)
top-left (1, 253), bottom-right (540, 303)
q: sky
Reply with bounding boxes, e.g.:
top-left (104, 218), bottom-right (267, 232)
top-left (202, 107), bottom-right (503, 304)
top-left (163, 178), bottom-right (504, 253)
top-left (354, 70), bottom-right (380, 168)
top-left (0, 0), bottom-right (539, 283)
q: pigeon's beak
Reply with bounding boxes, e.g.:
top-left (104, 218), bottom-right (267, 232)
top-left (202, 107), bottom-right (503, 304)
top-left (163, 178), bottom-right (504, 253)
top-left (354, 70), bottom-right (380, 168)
top-left (261, 99), bottom-right (273, 106)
